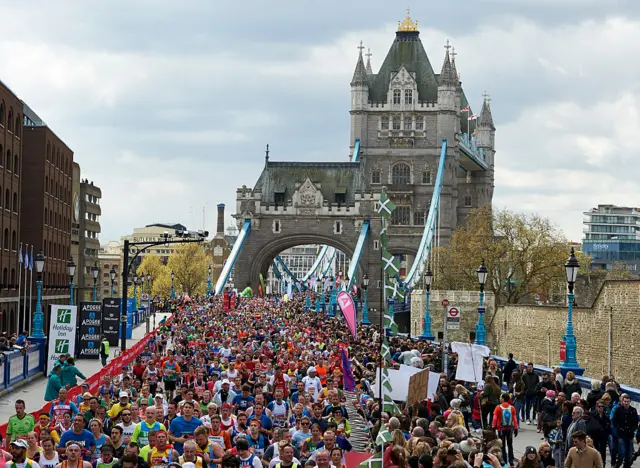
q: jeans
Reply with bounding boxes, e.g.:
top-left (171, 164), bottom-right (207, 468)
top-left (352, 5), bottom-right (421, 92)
top-left (594, 437), bottom-right (607, 465)
top-left (514, 400), bottom-right (524, 424)
top-left (483, 404), bottom-right (497, 428)
top-left (525, 395), bottom-right (536, 421)
top-left (616, 438), bottom-right (633, 468)
top-left (610, 435), bottom-right (619, 466)
top-left (499, 429), bottom-right (515, 465)
top-left (101, 354), bottom-right (107, 366)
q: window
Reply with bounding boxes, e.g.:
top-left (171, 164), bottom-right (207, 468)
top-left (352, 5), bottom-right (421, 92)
top-left (273, 220), bottom-right (281, 234)
top-left (335, 192), bottom-right (346, 206)
top-left (393, 89), bottom-right (401, 104)
top-left (46, 142), bottom-right (51, 161)
top-left (5, 150), bottom-right (10, 171)
top-left (464, 194), bottom-right (472, 207)
top-left (7, 110), bottom-right (12, 132)
top-left (12, 193), bottom-right (17, 213)
top-left (11, 230), bottom-right (16, 250)
top-left (4, 189), bottom-right (9, 209)
top-left (45, 208), bottom-right (48, 225)
top-left (3, 229), bottom-right (7, 249)
top-left (334, 220), bottom-right (343, 234)
top-left (422, 170), bottom-right (431, 184)
top-left (371, 170), bottom-right (381, 184)
top-left (10, 269), bottom-right (15, 286)
top-left (404, 118), bottom-right (412, 130)
top-left (14, 116), bottom-right (20, 138)
top-left (2, 268), bottom-right (6, 287)
top-left (405, 89), bottom-right (413, 105)
top-left (381, 116), bottom-right (389, 130)
top-left (392, 163), bottom-right (411, 185)
top-left (0, 145), bottom-right (3, 166)
top-left (416, 117), bottom-right (424, 130)
top-left (392, 117), bottom-right (400, 130)
top-left (0, 102), bottom-right (4, 126)
top-left (391, 206), bottom-right (411, 225)
top-left (13, 153), bottom-right (18, 174)
top-left (414, 210), bottom-right (425, 226)
top-left (373, 240), bottom-right (380, 250)
top-left (274, 192), bottom-right (285, 206)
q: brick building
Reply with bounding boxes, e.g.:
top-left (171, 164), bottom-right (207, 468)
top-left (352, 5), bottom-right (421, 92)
top-left (20, 105), bottom-right (73, 324)
top-left (0, 80), bottom-right (23, 333)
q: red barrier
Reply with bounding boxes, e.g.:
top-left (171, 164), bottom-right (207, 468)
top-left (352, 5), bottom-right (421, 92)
top-left (0, 319), bottom-right (170, 436)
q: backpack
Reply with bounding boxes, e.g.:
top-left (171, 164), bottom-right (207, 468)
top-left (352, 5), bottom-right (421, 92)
top-left (501, 405), bottom-right (514, 428)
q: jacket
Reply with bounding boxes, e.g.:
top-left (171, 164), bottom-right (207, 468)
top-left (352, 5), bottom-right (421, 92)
top-left (540, 398), bottom-right (559, 422)
top-left (523, 371), bottom-right (540, 396)
top-left (566, 419), bottom-right (587, 450)
top-left (564, 380), bottom-right (582, 398)
top-left (61, 364), bottom-right (87, 388)
top-left (564, 446), bottom-right (603, 468)
top-left (611, 405), bottom-right (639, 440)
top-left (585, 411), bottom-right (610, 440)
top-left (492, 402), bottom-right (518, 432)
top-left (503, 359), bottom-right (517, 384)
top-left (45, 372), bottom-right (63, 401)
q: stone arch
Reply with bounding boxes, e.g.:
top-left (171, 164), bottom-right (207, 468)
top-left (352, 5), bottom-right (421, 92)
top-left (248, 234), bottom-right (360, 288)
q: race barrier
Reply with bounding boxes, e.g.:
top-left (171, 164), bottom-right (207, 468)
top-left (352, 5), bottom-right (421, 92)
top-left (0, 315), bottom-right (172, 437)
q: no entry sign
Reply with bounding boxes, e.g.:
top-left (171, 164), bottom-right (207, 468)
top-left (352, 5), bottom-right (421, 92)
top-left (446, 306), bottom-right (461, 329)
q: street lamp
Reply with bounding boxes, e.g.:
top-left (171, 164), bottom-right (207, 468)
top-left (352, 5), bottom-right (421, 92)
top-left (305, 279), bottom-right (311, 311)
top-left (170, 271), bottom-right (175, 299)
top-left (560, 247), bottom-right (583, 374)
top-left (133, 274), bottom-right (139, 309)
top-left (109, 267), bottom-right (116, 297)
top-left (207, 265), bottom-right (213, 296)
top-left (67, 256), bottom-right (76, 305)
top-left (361, 273), bottom-right (371, 325)
top-left (329, 277), bottom-right (338, 317)
top-left (419, 265), bottom-right (434, 340)
top-left (475, 259), bottom-right (488, 345)
top-left (147, 273), bottom-right (151, 294)
top-left (31, 251), bottom-right (46, 338)
top-left (91, 263), bottom-right (99, 301)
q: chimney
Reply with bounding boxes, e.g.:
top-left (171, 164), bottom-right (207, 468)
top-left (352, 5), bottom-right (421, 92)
top-left (216, 204), bottom-right (225, 236)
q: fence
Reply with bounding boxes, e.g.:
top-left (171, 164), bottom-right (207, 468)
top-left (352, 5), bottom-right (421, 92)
top-left (0, 343), bottom-right (42, 392)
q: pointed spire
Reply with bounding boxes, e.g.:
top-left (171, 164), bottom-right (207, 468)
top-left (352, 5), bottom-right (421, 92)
top-left (450, 46), bottom-right (460, 86)
top-left (365, 48), bottom-right (373, 75)
top-left (438, 41), bottom-right (457, 87)
top-left (351, 40), bottom-right (369, 87)
top-left (479, 92), bottom-right (495, 130)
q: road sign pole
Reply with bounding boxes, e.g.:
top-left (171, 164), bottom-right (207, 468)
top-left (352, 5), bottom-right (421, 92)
top-left (442, 303), bottom-right (448, 374)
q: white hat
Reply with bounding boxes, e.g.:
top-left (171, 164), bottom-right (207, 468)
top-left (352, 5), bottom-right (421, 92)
top-left (476, 381), bottom-right (485, 390)
top-left (221, 379), bottom-right (231, 385)
top-left (119, 391), bottom-right (129, 398)
top-left (308, 367), bottom-right (317, 374)
top-left (182, 463), bottom-right (196, 468)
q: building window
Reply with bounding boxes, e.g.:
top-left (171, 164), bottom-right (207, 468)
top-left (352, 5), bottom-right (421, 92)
top-left (464, 194), bottom-right (472, 207)
top-left (334, 220), bottom-right (343, 234)
top-left (392, 163), bottom-right (411, 185)
top-left (405, 89), bottom-right (413, 105)
top-left (5, 150), bottom-right (10, 171)
top-left (404, 118), bottom-right (412, 130)
top-left (392, 116), bottom-right (401, 130)
top-left (273, 220), bottom-right (281, 234)
top-left (11, 230), bottom-right (16, 251)
top-left (7, 110), bottom-right (12, 133)
top-left (274, 192), bottom-right (285, 206)
top-left (4, 189), bottom-right (9, 209)
top-left (422, 170), bottom-right (431, 184)
top-left (371, 170), bottom-right (381, 184)
top-left (380, 116), bottom-right (389, 130)
top-left (393, 89), bottom-right (401, 104)
top-left (46, 142), bottom-right (51, 160)
top-left (335, 192), bottom-right (346, 206)
top-left (14, 116), bottom-right (20, 138)
top-left (0, 102), bottom-right (4, 126)
top-left (373, 240), bottom-right (380, 251)
top-left (2, 228), bottom-right (7, 249)
top-left (12, 193), bottom-right (17, 213)
top-left (416, 117), bottom-right (424, 130)
top-left (13, 154), bottom-right (18, 175)
top-left (414, 210), bottom-right (425, 226)
top-left (391, 206), bottom-right (411, 225)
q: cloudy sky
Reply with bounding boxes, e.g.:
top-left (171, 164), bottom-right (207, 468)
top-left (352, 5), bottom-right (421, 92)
top-left (2, 0), bottom-right (638, 243)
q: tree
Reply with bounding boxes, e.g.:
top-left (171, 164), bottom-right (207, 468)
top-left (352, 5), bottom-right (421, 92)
top-left (433, 205), bottom-right (579, 305)
top-left (167, 243), bottom-right (208, 296)
top-left (128, 255), bottom-right (171, 303)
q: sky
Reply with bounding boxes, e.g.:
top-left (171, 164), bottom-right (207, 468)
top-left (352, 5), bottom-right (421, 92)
top-left (2, 0), bottom-right (639, 243)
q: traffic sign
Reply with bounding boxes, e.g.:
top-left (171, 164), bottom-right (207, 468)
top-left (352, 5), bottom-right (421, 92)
top-left (446, 305), bottom-right (461, 329)
top-left (441, 299), bottom-right (449, 307)
top-left (141, 293), bottom-right (149, 301)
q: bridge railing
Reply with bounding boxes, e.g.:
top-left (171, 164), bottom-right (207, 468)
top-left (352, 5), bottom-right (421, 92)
top-left (0, 343), bottom-right (42, 392)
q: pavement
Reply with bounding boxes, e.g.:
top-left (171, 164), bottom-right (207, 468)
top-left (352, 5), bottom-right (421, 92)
top-left (0, 313), bottom-right (169, 422)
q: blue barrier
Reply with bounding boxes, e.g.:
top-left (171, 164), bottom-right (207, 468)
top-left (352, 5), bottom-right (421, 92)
top-left (1, 343), bottom-right (41, 392)
top-left (492, 355), bottom-right (640, 404)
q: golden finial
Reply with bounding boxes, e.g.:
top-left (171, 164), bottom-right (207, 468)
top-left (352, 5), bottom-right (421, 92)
top-left (398, 7), bottom-right (419, 32)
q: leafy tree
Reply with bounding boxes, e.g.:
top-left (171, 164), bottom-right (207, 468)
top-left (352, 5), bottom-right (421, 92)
top-left (433, 205), bottom-right (582, 305)
top-left (167, 243), bottom-right (208, 296)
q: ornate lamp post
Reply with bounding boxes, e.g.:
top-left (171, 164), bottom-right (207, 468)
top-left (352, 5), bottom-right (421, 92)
top-left (170, 271), bottom-right (175, 299)
top-left (560, 247), bottom-right (584, 375)
top-left (67, 256), bottom-right (76, 305)
top-left (31, 251), bottom-right (46, 338)
top-left (419, 265), bottom-right (434, 340)
top-left (305, 279), bottom-right (312, 311)
top-left (133, 274), bottom-right (139, 309)
top-left (147, 273), bottom-right (151, 295)
top-left (109, 267), bottom-right (116, 297)
top-left (475, 259), bottom-right (488, 345)
top-left (207, 265), bottom-right (213, 296)
top-left (329, 275), bottom-right (338, 317)
top-left (361, 273), bottom-right (371, 325)
top-left (91, 263), bottom-right (99, 301)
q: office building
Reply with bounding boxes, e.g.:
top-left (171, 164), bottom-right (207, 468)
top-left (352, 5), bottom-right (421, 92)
top-left (98, 241), bottom-right (122, 300)
top-left (582, 204), bottom-right (640, 273)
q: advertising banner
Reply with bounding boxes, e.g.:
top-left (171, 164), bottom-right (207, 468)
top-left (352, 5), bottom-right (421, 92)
top-left (47, 305), bottom-right (78, 374)
top-left (78, 302), bottom-right (102, 359)
top-left (102, 298), bottom-right (121, 347)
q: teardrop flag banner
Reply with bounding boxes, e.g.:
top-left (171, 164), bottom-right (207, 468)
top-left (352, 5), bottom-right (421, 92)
top-left (337, 291), bottom-right (357, 339)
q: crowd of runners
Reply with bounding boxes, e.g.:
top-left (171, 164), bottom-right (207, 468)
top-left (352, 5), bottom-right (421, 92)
top-left (1, 293), bottom-right (638, 468)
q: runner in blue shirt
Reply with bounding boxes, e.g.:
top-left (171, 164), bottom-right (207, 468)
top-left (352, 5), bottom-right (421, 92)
top-left (168, 401), bottom-right (203, 454)
top-left (232, 385), bottom-right (256, 414)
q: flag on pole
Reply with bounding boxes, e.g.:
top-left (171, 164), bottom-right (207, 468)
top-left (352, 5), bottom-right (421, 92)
top-left (383, 393), bottom-right (401, 414)
top-left (18, 244), bottom-right (23, 265)
top-left (23, 247), bottom-right (29, 270)
top-left (468, 114), bottom-right (477, 120)
top-left (376, 426), bottom-right (392, 446)
top-left (383, 309), bottom-right (399, 334)
top-left (460, 105), bottom-right (470, 112)
top-left (381, 248), bottom-right (401, 275)
top-left (29, 249), bottom-right (33, 271)
top-left (377, 191), bottom-right (396, 218)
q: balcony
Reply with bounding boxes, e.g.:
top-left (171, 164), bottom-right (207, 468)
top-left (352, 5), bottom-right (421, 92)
top-left (459, 133), bottom-right (489, 171)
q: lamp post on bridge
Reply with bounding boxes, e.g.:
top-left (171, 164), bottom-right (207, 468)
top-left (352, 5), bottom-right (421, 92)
top-left (109, 267), bottom-right (116, 297)
top-left (361, 273), bottom-right (371, 325)
top-left (475, 259), bottom-right (488, 345)
top-left (91, 263), bottom-right (99, 301)
top-left (133, 274), bottom-right (139, 309)
top-left (31, 251), bottom-right (46, 339)
top-left (419, 265), bottom-right (434, 340)
top-left (207, 265), bottom-right (213, 296)
top-left (67, 256), bottom-right (76, 306)
top-left (305, 279), bottom-right (311, 311)
top-left (559, 247), bottom-right (584, 375)
top-left (170, 271), bottom-right (175, 299)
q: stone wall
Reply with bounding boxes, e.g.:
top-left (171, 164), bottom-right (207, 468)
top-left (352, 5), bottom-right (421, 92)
top-left (410, 290), bottom-right (496, 344)
top-left (491, 280), bottom-right (640, 387)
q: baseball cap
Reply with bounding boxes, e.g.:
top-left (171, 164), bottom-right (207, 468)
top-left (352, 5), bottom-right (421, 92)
top-left (81, 382), bottom-right (90, 388)
top-left (221, 379), bottom-right (231, 385)
top-left (11, 440), bottom-right (28, 449)
top-left (119, 391), bottom-right (129, 398)
top-left (525, 446), bottom-right (537, 456)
